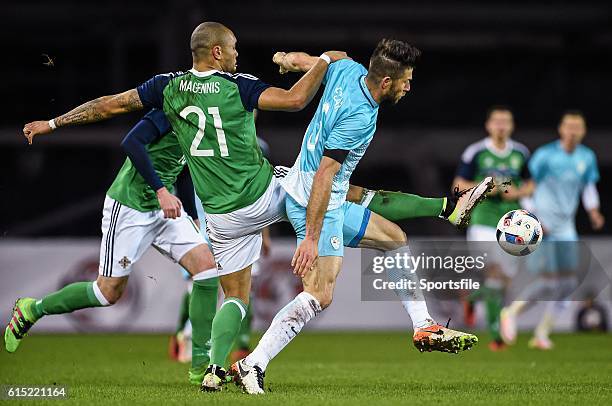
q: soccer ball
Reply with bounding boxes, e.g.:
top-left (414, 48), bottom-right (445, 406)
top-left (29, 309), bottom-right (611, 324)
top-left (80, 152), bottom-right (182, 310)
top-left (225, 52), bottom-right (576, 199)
top-left (496, 210), bottom-right (543, 256)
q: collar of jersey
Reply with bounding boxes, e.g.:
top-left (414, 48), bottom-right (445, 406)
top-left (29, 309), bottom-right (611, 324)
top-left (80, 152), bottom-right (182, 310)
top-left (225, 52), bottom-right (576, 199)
top-left (359, 75), bottom-right (378, 108)
top-left (555, 139), bottom-right (578, 156)
top-left (484, 137), bottom-right (513, 158)
top-left (189, 68), bottom-right (219, 77)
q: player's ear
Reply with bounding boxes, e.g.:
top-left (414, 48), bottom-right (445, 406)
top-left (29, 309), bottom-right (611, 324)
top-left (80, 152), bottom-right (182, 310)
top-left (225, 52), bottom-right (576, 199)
top-left (381, 76), bottom-right (393, 90)
top-left (212, 45), bottom-right (223, 61)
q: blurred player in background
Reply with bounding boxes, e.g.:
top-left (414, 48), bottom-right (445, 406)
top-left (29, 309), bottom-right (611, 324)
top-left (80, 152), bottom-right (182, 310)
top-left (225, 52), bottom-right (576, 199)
top-left (453, 106), bottom-right (534, 351)
top-left (6, 110), bottom-right (216, 354)
top-left (500, 111), bottom-right (604, 349)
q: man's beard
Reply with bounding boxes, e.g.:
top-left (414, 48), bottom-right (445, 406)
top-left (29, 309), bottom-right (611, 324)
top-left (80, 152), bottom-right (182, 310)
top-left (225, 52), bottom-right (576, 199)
top-left (381, 93), bottom-right (402, 105)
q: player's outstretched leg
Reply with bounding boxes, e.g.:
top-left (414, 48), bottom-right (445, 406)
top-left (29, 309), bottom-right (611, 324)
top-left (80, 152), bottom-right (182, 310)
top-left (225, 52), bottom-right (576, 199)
top-left (4, 298), bottom-right (39, 353)
top-left (4, 279), bottom-right (115, 353)
top-left (357, 211), bottom-right (479, 353)
top-left (349, 176), bottom-right (494, 229)
top-left (447, 176), bottom-right (495, 228)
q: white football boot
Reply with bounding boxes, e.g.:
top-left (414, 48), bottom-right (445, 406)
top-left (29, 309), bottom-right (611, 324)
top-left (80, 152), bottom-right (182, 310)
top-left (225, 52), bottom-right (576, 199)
top-left (446, 176), bottom-right (495, 229)
top-left (230, 358), bottom-right (265, 395)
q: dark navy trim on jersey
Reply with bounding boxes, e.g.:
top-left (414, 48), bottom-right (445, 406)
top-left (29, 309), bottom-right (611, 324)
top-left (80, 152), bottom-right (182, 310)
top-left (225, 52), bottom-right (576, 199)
top-left (175, 166), bottom-right (197, 220)
top-left (348, 208), bottom-right (371, 247)
top-left (359, 75), bottom-right (377, 108)
top-left (121, 115), bottom-right (165, 191)
top-left (137, 71), bottom-right (185, 110)
top-left (213, 72), bottom-right (271, 112)
top-left (144, 108), bottom-right (172, 134)
top-left (122, 109), bottom-right (198, 219)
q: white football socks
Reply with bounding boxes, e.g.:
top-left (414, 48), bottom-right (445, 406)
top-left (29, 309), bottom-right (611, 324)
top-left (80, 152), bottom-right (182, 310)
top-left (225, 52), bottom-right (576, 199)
top-left (245, 292), bottom-right (322, 371)
top-left (386, 245), bottom-right (433, 329)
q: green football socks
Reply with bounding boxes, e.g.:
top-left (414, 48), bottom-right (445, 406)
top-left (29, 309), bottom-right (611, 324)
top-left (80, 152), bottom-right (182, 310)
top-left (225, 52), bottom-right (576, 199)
top-left (190, 278), bottom-right (218, 370)
top-left (209, 297), bottom-right (248, 366)
top-left (235, 299), bottom-right (253, 351)
top-left (364, 190), bottom-right (447, 221)
top-left (34, 281), bottom-right (106, 319)
top-left (483, 287), bottom-right (504, 343)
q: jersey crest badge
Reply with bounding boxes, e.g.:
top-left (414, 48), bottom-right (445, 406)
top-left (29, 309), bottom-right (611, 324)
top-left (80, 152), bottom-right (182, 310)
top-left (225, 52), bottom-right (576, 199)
top-left (330, 236), bottom-right (340, 250)
top-left (119, 256), bottom-right (132, 269)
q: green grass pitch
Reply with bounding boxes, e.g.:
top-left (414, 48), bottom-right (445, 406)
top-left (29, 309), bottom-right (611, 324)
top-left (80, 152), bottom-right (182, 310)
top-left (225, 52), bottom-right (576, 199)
top-left (1, 332), bottom-right (611, 405)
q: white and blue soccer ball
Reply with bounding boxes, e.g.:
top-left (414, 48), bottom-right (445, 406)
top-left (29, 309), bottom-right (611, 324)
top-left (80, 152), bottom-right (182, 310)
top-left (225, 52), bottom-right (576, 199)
top-left (496, 209), bottom-right (543, 256)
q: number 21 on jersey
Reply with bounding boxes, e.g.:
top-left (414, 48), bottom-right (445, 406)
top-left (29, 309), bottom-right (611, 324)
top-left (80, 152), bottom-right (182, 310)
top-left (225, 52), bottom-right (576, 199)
top-left (180, 106), bottom-right (229, 157)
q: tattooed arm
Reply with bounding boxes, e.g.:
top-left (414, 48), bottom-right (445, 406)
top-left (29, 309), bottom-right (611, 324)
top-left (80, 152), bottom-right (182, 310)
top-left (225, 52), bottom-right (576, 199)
top-left (23, 89), bottom-right (143, 145)
top-left (56, 89), bottom-right (143, 127)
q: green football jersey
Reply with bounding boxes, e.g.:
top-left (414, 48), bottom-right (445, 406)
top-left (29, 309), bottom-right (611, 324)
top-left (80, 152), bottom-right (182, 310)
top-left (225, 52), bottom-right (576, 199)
top-left (107, 128), bottom-right (186, 212)
top-left (136, 69), bottom-right (273, 214)
top-left (457, 138), bottom-right (531, 227)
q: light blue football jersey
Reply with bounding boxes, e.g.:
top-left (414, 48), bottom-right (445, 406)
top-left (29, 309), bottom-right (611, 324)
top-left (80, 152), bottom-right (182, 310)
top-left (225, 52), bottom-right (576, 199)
top-left (280, 59), bottom-right (379, 209)
top-left (529, 140), bottom-right (600, 237)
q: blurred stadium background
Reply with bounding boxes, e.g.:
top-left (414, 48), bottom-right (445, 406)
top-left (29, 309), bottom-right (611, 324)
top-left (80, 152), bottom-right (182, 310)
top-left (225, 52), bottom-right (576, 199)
top-left (1, 0), bottom-right (611, 334)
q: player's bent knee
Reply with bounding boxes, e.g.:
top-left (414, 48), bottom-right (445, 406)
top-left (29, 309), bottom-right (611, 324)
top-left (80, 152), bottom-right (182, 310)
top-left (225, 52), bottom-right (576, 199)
top-left (95, 276), bottom-right (128, 305)
top-left (308, 289), bottom-right (333, 310)
top-left (180, 244), bottom-right (216, 276)
top-left (382, 226), bottom-right (408, 251)
top-left (346, 185), bottom-right (364, 203)
top-left (219, 268), bottom-right (252, 305)
top-left (311, 281), bottom-right (336, 309)
top-left (318, 293), bottom-right (334, 310)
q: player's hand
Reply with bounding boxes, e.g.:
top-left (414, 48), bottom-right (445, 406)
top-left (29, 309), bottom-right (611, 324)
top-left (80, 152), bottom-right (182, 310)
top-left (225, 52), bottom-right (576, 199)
top-left (292, 237), bottom-right (318, 277)
top-left (272, 52), bottom-right (290, 74)
top-left (323, 51), bottom-right (351, 63)
top-left (23, 120), bottom-right (53, 145)
top-left (272, 51), bottom-right (309, 74)
top-left (589, 209), bottom-right (605, 231)
top-left (156, 187), bottom-right (182, 219)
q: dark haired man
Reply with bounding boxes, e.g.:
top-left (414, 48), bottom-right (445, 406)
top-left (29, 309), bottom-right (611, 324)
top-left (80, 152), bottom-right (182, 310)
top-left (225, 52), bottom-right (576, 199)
top-left (233, 39), bottom-right (492, 394)
top-left (453, 106), bottom-right (534, 351)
